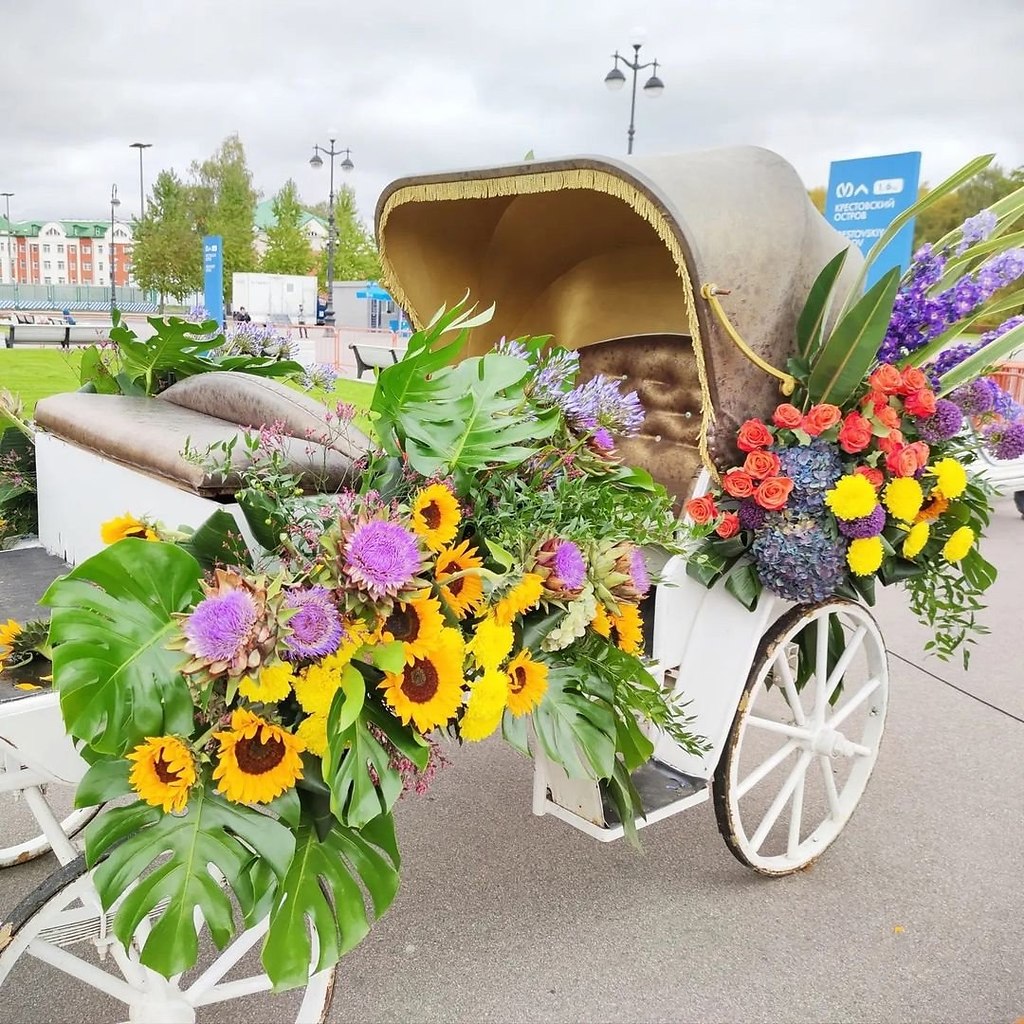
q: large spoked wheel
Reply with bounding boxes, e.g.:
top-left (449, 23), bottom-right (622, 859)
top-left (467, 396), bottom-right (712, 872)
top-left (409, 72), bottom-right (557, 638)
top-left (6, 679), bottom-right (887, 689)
top-left (0, 855), bottom-right (336, 1023)
top-left (713, 599), bottom-right (888, 876)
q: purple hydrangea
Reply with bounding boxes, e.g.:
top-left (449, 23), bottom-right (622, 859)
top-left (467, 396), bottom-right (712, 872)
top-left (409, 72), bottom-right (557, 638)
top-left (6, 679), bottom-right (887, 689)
top-left (983, 421), bottom-right (1024, 461)
top-left (559, 374), bottom-right (645, 436)
top-left (552, 540), bottom-right (587, 592)
top-left (738, 500), bottom-right (767, 531)
top-left (344, 520), bottom-right (422, 599)
top-left (751, 515), bottom-right (848, 604)
top-left (283, 586), bottom-right (343, 660)
top-left (917, 398), bottom-right (964, 443)
top-left (837, 504), bottom-right (887, 539)
top-left (777, 439), bottom-right (843, 516)
top-left (629, 548), bottom-right (651, 599)
top-left (949, 377), bottom-right (1000, 416)
top-left (183, 590), bottom-right (257, 663)
top-left (531, 349), bottom-right (580, 405)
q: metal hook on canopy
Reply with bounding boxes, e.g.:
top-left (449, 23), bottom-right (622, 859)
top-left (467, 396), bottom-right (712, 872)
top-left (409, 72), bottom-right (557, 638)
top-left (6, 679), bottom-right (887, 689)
top-left (700, 284), bottom-right (797, 396)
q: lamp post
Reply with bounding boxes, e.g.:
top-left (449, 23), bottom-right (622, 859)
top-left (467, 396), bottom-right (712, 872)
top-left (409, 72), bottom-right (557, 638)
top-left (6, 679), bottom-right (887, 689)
top-left (603, 32), bottom-right (665, 155)
top-left (109, 184), bottom-right (121, 314)
top-left (308, 133), bottom-right (354, 328)
top-left (1, 191), bottom-right (12, 290)
top-left (129, 142), bottom-right (152, 220)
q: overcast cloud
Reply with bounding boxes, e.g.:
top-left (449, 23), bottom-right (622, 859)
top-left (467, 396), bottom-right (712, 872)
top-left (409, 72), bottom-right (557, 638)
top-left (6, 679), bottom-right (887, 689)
top-left (4, 0), bottom-right (1023, 227)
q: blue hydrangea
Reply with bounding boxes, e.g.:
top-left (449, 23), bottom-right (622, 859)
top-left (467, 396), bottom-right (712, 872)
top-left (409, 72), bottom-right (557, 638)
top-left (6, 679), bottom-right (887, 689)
top-left (777, 439), bottom-right (843, 516)
top-left (751, 515), bottom-right (848, 604)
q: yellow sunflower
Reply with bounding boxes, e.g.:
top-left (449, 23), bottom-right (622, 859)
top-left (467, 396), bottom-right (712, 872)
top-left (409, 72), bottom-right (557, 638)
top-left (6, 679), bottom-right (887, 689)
top-left (410, 484), bottom-right (461, 552)
top-left (295, 713), bottom-right (329, 757)
top-left (127, 735), bottom-right (197, 814)
top-left (493, 573), bottom-right (544, 626)
top-left (506, 651), bottom-right (549, 717)
top-left (916, 495), bottom-right (949, 523)
top-left (590, 604), bottom-right (612, 638)
top-left (100, 513), bottom-right (158, 544)
top-left (466, 614), bottom-right (515, 670)
top-left (238, 662), bottom-right (294, 704)
top-left (380, 627), bottom-right (465, 733)
top-left (213, 708), bottom-right (305, 805)
top-left (381, 595), bottom-right (446, 661)
top-left (460, 669), bottom-right (509, 742)
top-left (610, 603), bottom-right (644, 656)
top-left (0, 618), bottom-right (22, 668)
top-left (435, 540), bottom-right (485, 618)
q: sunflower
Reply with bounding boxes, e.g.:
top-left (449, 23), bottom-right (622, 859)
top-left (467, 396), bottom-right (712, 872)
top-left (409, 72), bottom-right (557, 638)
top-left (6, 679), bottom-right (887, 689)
top-left (410, 484), bottom-right (461, 552)
top-left (380, 627), bottom-right (465, 733)
top-left (381, 595), bottom-right (446, 661)
top-left (0, 618), bottom-right (22, 669)
top-left (460, 669), bottom-right (509, 742)
top-left (238, 662), bottom-right (294, 704)
top-left (493, 573), bottom-right (544, 626)
top-left (590, 604), bottom-right (612, 638)
top-left (100, 513), bottom-right (158, 544)
top-left (435, 540), bottom-right (485, 618)
top-left (610, 603), bottom-right (644, 656)
top-left (127, 735), bottom-right (197, 813)
top-left (915, 494), bottom-right (949, 523)
top-left (295, 713), bottom-right (329, 757)
top-left (213, 708), bottom-right (305, 805)
top-left (466, 614), bottom-right (515, 671)
top-left (506, 651), bottom-right (549, 716)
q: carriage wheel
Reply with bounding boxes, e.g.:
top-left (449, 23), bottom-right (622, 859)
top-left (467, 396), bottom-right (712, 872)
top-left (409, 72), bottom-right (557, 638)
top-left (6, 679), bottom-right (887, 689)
top-left (0, 855), bottom-right (336, 1023)
top-left (713, 599), bottom-right (888, 876)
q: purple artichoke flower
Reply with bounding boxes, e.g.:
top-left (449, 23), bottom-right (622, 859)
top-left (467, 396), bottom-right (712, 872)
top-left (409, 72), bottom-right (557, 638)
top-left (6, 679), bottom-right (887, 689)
top-left (344, 520), bottom-right (423, 599)
top-left (183, 590), bottom-right (257, 664)
top-left (283, 586), bottom-right (343, 660)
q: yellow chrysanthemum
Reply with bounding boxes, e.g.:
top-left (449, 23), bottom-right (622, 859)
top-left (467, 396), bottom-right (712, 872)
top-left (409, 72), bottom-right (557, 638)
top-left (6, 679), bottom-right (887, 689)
top-left (100, 513), bottom-right (158, 544)
top-left (213, 708), bottom-right (304, 805)
top-left (825, 475), bottom-right (878, 521)
top-left (883, 477), bottom-right (925, 524)
top-left (238, 662), bottom-right (294, 704)
top-left (493, 573), bottom-right (544, 627)
top-left (611, 603), bottom-right (644, 656)
top-left (381, 595), bottom-right (445, 661)
top-left (0, 618), bottom-right (22, 668)
top-left (295, 713), bottom-right (329, 757)
top-left (410, 484), bottom-right (461, 552)
top-left (590, 604), bottom-right (612, 638)
top-left (127, 735), bottom-right (197, 813)
top-left (293, 659), bottom-right (343, 716)
top-left (506, 651), bottom-right (549, 717)
top-left (847, 536), bottom-right (884, 576)
top-left (929, 458), bottom-right (968, 500)
top-left (943, 525), bottom-right (975, 563)
top-left (466, 614), bottom-right (515, 671)
top-left (902, 521), bottom-right (930, 559)
top-left (460, 669), bottom-right (509, 742)
top-left (435, 540), bottom-right (485, 619)
top-left (380, 627), bottom-right (465, 733)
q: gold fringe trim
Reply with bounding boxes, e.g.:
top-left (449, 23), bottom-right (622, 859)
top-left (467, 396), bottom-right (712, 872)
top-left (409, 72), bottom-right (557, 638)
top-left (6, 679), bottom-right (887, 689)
top-left (377, 167), bottom-right (716, 473)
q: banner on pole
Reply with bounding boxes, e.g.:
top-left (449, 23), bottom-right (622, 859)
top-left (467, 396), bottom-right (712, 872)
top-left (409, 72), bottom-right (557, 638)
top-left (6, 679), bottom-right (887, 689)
top-left (202, 235), bottom-right (224, 328)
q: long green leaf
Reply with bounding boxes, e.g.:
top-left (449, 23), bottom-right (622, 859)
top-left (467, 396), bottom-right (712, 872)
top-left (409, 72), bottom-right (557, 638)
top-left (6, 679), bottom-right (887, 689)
top-left (178, 509), bottom-right (253, 571)
top-left (932, 228), bottom-right (1024, 292)
top-left (932, 183), bottom-right (1024, 255)
top-left (937, 319), bottom-right (1024, 394)
top-left (796, 248), bottom-right (849, 358)
top-left (905, 288), bottom-right (1024, 368)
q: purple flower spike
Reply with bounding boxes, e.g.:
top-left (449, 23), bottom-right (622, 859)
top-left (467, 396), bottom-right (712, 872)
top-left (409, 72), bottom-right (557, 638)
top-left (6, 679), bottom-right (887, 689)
top-left (837, 504), bottom-right (887, 540)
top-left (183, 590), bottom-right (257, 663)
top-left (345, 520), bottom-right (422, 599)
top-left (284, 586), bottom-right (343, 660)
top-left (553, 541), bottom-right (587, 592)
top-left (629, 548), bottom-right (651, 599)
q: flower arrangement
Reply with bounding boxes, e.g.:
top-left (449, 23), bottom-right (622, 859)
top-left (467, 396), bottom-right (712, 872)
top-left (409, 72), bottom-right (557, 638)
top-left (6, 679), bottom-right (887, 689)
top-left (44, 303), bottom-right (701, 990)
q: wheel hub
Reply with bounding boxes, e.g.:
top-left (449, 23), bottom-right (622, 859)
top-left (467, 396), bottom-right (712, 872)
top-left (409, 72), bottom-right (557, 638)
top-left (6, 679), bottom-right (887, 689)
top-left (128, 983), bottom-right (195, 1024)
top-left (809, 725), bottom-right (857, 759)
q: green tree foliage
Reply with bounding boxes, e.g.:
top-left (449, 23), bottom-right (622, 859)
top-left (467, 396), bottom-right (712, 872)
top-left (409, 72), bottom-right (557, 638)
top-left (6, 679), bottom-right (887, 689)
top-left (309, 186), bottom-right (380, 283)
top-left (261, 179), bottom-right (314, 275)
top-left (130, 170), bottom-right (202, 302)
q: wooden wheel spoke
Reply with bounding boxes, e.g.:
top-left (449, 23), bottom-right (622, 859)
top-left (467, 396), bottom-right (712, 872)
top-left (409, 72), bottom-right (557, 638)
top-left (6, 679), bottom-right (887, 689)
top-left (736, 738), bottom-right (798, 800)
top-left (819, 755), bottom-right (842, 818)
top-left (774, 653), bottom-right (807, 726)
top-left (184, 917), bottom-right (269, 1005)
top-left (749, 751), bottom-right (813, 852)
top-left (824, 625), bottom-right (867, 705)
top-left (744, 716), bottom-right (812, 741)
top-left (812, 612), bottom-right (831, 725)
top-left (786, 763), bottom-right (806, 858)
top-left (828, 676), bottom-right (882, 730)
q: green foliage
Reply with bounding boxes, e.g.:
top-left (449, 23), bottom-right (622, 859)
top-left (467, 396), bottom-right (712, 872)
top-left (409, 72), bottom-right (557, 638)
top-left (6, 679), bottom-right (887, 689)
top-left (309, 187), bottom-right (380, 283)
top-left (913, 163), bottom-right (1024, 248)
top-left (796, 248), bottom-right (849, 360)
top-left (41, 539), bottom-right (201, 756)
top-left (262, 179), bottom-right (315, 276)
top-left (131, 169), bottom-right (203, 302)
top-left (178, 509), bottom-right (253, 571)
top-left (0, 411), bottom-right (37, 544)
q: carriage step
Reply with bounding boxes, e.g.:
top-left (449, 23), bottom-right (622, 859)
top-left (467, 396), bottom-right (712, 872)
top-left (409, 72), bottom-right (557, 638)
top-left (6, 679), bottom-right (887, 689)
top-left (601, 760), bottom-right (707, 826)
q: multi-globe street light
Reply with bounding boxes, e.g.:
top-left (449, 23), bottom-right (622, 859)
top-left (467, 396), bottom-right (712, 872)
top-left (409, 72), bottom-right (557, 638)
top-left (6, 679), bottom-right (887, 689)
top-left (308, 133), bottom-right (354, 328)
top-left (1, 191), bottom-right (13, 291)
top-left (603, 31), bottom-right (665, 155)
top-left (129, 142), bottom-right (153, 220)
top-left (109, 184), bottom-right (121, 313)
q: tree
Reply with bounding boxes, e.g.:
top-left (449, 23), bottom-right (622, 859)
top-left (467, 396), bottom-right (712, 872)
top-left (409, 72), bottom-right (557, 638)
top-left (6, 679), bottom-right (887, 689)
top-left (130, 170), bottom-right (202, 304)
top-left (261, 180), bottom-right (314, 275)
top-left (308, 186), bottom-right (381, 284)
top-left (807, 187), bottom-right (826, 215)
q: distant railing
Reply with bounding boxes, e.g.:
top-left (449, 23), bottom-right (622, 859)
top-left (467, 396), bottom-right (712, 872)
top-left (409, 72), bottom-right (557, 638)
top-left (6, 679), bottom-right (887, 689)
top-left (0, 283), bottom-right (159, 313)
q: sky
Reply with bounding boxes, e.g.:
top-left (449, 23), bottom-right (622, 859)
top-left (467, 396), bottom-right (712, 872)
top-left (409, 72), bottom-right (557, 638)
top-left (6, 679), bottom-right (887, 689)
top-left (3, 0), bottom-right (1023, 228)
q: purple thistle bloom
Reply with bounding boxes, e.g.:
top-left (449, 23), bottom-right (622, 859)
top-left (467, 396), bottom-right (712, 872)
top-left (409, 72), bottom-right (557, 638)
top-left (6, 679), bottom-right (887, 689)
top-left (983, 420), bottom-right (1024, 461)
top-left (553, 540), bottom-right (587, 592)
top-left (837, 504), bottom-right (887, 539)
top-left (560, 373), bottom-right (645, 436)
top-left (737, 500), bottom-right (767, 531)
top-left (949, 377), bottom-right (1000, 416)
top-left (283, 586), bottom-right (343, 660)
top-left (629, 548), bottom-right (651, 599)
top-left (917, 399), bottom-right (964, 443)
top-left (345, 520), bottom-right (422, 599)
top-left (183, 590), bottom-right (257, 663)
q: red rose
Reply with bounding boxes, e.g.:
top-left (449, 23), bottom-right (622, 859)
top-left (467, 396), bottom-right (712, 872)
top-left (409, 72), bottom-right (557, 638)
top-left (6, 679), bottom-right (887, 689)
top-left (802, 404), bottom-right (843, 436)
top-left (736, 419), bottom-right (774, 452)
top-left (722, 469), bottom-right (755, 498)
top-left (855, 465), bottom-right (885, 489)
top-left (753, 476), bottom-right (794, 511)
top-left (743, 449), bottom-right (782, 480)
top-left (772, 403), bottom-right (804, 429)
top-left (886, 446), bottom-right (921, 478)
top-left (685, 494), bottom-right (718, 525)
top-left (877, 430), bottom-right (905, 456)
top-left (838, 411), bottom-right (873, 454)
top-left (875, 403), bottom-right (901, 430)
top-left (869, 364), bottom-right (903, 395)
top-left (900, 366), bottom-right (928, 395)
top-left (904, 388), bottom-right (937, 418)
top-left (715, 512), bottom-right (740, 539)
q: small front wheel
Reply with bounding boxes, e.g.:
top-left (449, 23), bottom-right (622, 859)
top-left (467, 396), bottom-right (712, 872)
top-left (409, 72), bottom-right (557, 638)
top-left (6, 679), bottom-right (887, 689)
top-left (713, 599), bottom-right (888, 876)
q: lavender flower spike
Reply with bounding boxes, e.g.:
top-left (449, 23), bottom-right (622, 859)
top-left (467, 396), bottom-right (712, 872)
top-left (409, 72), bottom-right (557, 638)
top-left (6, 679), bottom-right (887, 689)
top-left (956, 209), bottom-right (998, 255)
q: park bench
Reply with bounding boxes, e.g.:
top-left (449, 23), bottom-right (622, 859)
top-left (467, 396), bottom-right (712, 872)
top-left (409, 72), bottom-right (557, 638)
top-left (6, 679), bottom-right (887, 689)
top-left (349, 341), bottom-right (402, 378)
top-left (1, 319), bottom-right (114, 349)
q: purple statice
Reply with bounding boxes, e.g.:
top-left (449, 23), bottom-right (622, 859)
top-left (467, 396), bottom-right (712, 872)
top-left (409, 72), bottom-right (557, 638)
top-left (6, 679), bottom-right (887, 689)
top-left (948, 377), bottom-right (1000, 416)
top-left (183, 590), bottom-right (257, 663)
top-left (751, 515), bottom-right (848, 604)
top-left (777, 439), bottom-right (843, 516)
top-left (552, 540), bottom-right (587, 593)
top-left (956, 209), bottom-right (998, 255)
top-left (931, 315), bottom-right (1024, 379)
top-left (628, 548), bottom-right (651, 599)
top-left (301, 363), bottom-right (339, 392)
top-left (494, 336), bottom-right (529, 359)
top-left (531, 349), bottom-right (580, 405)
top-left (283, 586), bottom-right (343, 660)
top-left (560, 374), bottom-right (645, 436)
top-left (982, 420), bottom-right (1024, 461)
top-left (837, 504), bottom-right (886, 539)
top-left (917, 398), bottom-right (964, 443)
top-left (737, 500), bottom-right (767, 531)
top-left (344, 520), bottom-right (422, 599)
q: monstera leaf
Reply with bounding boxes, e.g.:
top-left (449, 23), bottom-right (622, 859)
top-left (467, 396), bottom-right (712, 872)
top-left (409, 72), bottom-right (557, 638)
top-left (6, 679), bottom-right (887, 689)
top-left (112, 313), bottom-right (222, 393)
top-left (263, 815), bottom-right (401, 990)
top-left (86, 781), bottom-right (295, 979)
top-left (41, 539), bottom-right (202, 756)
top-left (179, 508), bottom-right (254, 571)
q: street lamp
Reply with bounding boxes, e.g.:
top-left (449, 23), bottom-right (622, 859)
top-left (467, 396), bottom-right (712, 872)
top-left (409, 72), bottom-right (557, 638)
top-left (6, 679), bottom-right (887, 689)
top-left (308, 132), bottom-right (355, 327)
top-left (1, 192), bottom-right (13, 291)
top-left (129, 142), bottom-right (152, 220)
top-left (109, 184), bottom-right (121, 314)
top-left (603, 31), bottom-right (665, 155)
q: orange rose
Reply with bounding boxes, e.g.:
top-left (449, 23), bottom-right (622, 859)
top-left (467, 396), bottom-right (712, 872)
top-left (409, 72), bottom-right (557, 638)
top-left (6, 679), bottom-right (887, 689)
top-left (904, 389), bottom-right (937, 418)
top-left (855, 466), bottom-right (885, 489)
top-left (869, 364), bottom-right (903, 395)
top-left (753, 476), bottom-right (794, 511)
top-left (838, 411), bottom-right (873, 454)
top-left (743, 449), bottom-right (782, 480)
top-left (886, 446), bottom-right (921, 478)
top-left (802, 404), bottom-right (843, 436)
top-left (736, 419), bottom-right (774, 452)
top-left (877, 430), bottom-right (905, 456)
top-left (685, 494), bottom-right (718, 525)
top-left (772, 403), bottom-right (804, 429)
top-left (715, 512), bottom-right (740, 539)
top-left (899, 366), bottom-right (928, 395)
top-left (862, 390), bottom-right (889, 414)
top-left (875, 403), bottom-right (901, 430)
top-left (722, 469), bottom-right (755, 498)
top-left (904, 440), bottom-right (930, 472)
